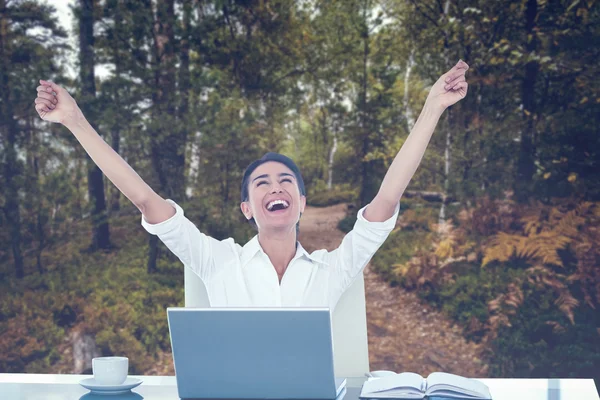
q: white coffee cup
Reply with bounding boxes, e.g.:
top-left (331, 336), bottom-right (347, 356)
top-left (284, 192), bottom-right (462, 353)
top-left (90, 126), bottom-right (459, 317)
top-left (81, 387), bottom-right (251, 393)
top-left (92, 356), bottom-right (128, 385)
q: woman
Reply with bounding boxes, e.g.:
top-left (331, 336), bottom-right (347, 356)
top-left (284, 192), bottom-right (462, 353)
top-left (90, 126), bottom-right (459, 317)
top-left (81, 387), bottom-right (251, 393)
top-left (34, 60), bottom-right (469, 310)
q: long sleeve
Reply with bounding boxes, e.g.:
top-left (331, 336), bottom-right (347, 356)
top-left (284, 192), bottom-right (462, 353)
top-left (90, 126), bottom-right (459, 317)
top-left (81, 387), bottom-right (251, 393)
top-left (327, 202), bottom-right (400, 308)
top-left (141, 199), bottom-right (235, 282)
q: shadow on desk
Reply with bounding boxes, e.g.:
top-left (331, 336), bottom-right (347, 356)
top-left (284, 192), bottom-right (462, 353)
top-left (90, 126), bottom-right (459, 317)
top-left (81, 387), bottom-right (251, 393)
top-left (178, 388), bottom-right (348, 400)
top-left (78, 388), bottom-right (351, 400)
top-left (80, 393), bottom-right (143, 400)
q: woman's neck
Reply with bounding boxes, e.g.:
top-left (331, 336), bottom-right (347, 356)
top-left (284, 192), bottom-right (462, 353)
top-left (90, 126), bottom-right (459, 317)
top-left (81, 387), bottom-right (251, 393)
top-left (258, 228), bottom-right (297, 280)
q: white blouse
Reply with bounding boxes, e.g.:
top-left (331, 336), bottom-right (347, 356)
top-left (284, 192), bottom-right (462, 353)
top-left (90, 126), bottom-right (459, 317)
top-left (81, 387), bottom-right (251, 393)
top-left (141, 200), bottom-right (399, 311)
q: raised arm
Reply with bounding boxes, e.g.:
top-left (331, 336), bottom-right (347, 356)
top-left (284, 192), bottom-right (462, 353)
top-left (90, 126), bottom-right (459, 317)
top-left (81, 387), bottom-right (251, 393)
top-left (34, 79), bottom-right (174, 223)
top-left (364, 60), bottom-right (469, 222)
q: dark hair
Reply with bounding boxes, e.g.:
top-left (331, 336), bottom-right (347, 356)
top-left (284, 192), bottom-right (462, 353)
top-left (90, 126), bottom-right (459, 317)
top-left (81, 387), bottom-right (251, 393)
top-left (240, 152), bottom-right (306, 236)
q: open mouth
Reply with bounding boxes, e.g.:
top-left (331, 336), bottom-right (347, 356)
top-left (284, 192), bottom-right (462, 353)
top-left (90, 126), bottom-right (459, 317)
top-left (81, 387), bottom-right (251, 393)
top-left (266, 199), bottom-right (290, 212)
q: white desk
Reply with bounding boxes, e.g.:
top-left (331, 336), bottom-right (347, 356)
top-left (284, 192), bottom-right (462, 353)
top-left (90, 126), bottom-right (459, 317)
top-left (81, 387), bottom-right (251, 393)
top-left (0, 374), bottom-right (598, 399)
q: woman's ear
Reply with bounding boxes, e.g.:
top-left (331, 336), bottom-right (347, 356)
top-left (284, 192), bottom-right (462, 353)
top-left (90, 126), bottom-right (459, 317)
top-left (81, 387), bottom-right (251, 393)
top-left (240, 202), bottom-right (252, 220)
top-left (300, 195), bottom-right (306, 214)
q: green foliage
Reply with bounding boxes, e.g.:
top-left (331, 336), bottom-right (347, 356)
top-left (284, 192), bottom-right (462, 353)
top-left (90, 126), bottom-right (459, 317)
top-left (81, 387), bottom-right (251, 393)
top-left (0, 213), bottom-right (184, 374)
top-left (398, 206), bottom-right (439, 232)
top-left (370, 228), bottom-right (433, 285)
top-left (2, 0), bottom-right (600, 381)
top-left (375, 196), bottom-right (600, 378)
top-left (337, 213), bottom-right (357, 234)
top-left (369, 199), bottom-right (441, 287)
top-left (489, 293), bottom-right (600, 378)
top-left (308, 189), bottom-right (356, 207)
top-left (483, 201), bottom-right (600, 328)
top-left (307, 181), bottom-right (357, 207)
top-left (0, 304), bottom-right (65, 373)
top-left (428, 265), bottom-right (523, 341)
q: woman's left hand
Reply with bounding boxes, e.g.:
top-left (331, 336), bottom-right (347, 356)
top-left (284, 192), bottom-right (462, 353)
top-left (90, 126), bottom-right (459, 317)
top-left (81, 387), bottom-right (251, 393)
top-left (425, 59), bottom-right (469, 112)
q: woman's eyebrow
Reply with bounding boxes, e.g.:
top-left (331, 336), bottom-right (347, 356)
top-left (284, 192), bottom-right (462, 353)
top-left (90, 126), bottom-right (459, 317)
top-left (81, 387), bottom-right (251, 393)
top-left (252, 174), bottom-right (269, 183)
top-left (252, 173), bottom-right (294, 183)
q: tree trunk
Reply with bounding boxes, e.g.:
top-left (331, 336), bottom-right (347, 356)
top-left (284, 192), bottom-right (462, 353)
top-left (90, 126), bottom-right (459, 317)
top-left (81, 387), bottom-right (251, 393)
top-left (110, 128), bottom-right (121, 212)
top-left (404, 49), bottom-right (415, 132)
top-left (438, 0), bottom-right (452, 225)
top-left (79, 0), bottom-right (111, 251)
top-left (358, 1), bottom-right (371, 208)
top-left (180, 0), bottom-right (193, 197)
top-left (327, 125), bottom-right (338, 190)
top-left (73, 156), bottom-right (85, 220)
top-left (515, 0), bottom-right (538, 203)
top-left (27, 115), bottom-right (45, 274)
top-left (148, 0), bottom-right (181, 273)
top-left (109, 1), bottom-right (124, 213)
top-left (187, 130), bottom-right (202, 198)
top-left (438, 110), bottom-right (452, 224)
top-left (179, 0), bottom-right (192, 124)
top-left (150, 0), bottom-right (179, 197)
top-left (147, 234), bottom-right (159, 274)
top-left (0, 0), bottom-right (25, 278)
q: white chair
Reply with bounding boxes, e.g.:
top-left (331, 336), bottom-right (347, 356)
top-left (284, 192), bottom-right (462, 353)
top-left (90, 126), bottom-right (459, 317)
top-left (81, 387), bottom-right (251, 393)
top-left (184, 268), bottom-right (370, 378)
top-left (330, 273), bottom-right (370, 378)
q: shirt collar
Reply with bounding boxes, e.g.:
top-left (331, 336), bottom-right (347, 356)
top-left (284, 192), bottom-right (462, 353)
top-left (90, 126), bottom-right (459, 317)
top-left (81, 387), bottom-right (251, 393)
top-left (240, 235), bottom-right (329, 267)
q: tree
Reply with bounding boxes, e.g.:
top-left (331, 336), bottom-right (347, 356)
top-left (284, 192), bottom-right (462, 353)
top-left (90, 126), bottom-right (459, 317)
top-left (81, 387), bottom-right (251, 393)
top-left (76, 0), bottom-right (111, 251)
top-left (303, 0), bottom-right (408, 208)
top-left (514, 0), bottom-right (539, 202)
top-left (185, 0), bottom-right (317, 239)
top-left (0, 0), bottom-right (68, 277)
top-left (0, 0), bottom-right (24, 278)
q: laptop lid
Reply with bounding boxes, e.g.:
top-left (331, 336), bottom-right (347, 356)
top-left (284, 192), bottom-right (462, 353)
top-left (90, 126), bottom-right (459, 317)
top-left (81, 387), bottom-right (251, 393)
top-left (167, 307), bottom-right (346, 399)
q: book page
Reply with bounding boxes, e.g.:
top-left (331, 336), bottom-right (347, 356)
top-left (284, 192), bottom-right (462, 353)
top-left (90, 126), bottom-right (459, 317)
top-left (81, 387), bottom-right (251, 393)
top-left (425, 372), bottom-right (491, 398)
top-left (362, 372), bottom-right (424, 394)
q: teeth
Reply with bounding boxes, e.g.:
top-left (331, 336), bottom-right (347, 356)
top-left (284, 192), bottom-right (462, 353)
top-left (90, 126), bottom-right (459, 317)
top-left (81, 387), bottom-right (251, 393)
top-left (267, 199), bottom-right (289, 211)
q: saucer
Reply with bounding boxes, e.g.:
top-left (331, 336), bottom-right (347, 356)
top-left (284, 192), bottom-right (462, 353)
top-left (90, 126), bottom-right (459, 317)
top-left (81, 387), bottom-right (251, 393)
top-left (79, 377), bottom-right (142, 395)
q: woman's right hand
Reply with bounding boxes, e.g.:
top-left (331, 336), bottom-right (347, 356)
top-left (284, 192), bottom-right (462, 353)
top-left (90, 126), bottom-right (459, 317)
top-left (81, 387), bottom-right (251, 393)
top-left (35, 79), bottom-right (82, 125)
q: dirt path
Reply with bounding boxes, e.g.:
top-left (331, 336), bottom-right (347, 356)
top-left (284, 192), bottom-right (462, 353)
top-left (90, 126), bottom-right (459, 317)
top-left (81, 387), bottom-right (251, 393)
top-left (298, 204), bottom-right (488, 376)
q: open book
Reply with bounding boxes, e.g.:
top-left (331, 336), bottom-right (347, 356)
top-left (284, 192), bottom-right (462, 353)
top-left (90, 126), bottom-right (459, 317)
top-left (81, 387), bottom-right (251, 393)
top-left (359, 372), bottom-right (491, 399)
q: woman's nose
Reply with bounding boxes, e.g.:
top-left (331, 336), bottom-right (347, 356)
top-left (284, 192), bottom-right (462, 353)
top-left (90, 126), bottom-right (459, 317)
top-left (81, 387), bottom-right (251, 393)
top-left (270, 184), bottom-right (283, 193)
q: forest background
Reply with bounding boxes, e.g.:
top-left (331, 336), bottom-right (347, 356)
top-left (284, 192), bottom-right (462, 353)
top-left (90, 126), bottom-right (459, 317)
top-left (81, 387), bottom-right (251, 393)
top-left (1, 0), bottom-right (599, 384)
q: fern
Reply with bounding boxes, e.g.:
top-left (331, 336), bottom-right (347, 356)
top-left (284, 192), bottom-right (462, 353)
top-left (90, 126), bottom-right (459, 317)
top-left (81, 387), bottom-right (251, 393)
top-left (469, 199), bottom-right (600, 341)
top-left (521, 214), bottom-right (542, 236)
top-left (386, 196), bottom-right (599, 348)
top-left (553, 208), bottom-right (585, 237)
top-left (555, 292), bottom-right (579, 325)
top-left (487, 281), bottom-right (524, 336)
top-left (483, 203), bottom-right (588, 268)
top-left (482, 232), bottom-right (524, 266)
top-left (524, 232), bottom-right (571, 266)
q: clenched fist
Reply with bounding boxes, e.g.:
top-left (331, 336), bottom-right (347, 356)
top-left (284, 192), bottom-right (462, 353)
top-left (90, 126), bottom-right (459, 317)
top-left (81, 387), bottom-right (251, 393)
top-left (425, 60), bottom-right (469, 111)
top-left (35, 80), bottom-right (82, 125)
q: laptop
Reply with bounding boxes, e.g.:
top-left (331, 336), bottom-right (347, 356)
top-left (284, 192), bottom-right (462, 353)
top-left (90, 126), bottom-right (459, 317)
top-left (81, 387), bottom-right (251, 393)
top-left (167, 307), bottom-right (347, 399)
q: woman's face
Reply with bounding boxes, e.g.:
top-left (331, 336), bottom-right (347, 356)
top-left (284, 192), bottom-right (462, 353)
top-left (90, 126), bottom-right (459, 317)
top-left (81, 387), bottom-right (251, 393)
top-left (240, 161), bottom-right (306, 232)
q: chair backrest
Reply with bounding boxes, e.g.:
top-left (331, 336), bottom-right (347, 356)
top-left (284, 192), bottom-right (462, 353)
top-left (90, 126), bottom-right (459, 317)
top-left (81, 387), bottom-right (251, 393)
top-left (184, 268), bottom-right (370, 378)
top-left (330, 273), bottom-right (370, 378)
